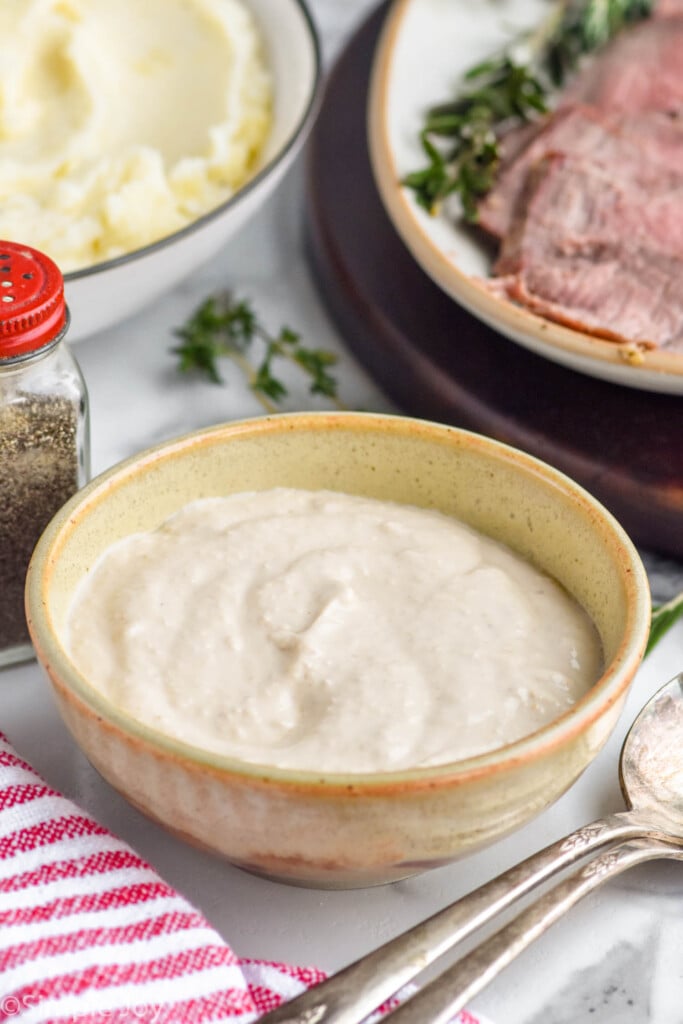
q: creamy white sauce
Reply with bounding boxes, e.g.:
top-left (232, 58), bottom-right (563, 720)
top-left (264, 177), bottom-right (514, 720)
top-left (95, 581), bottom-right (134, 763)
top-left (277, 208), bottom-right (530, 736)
top-left (0, 0), bottom-right (271, 271)
top-left (66, 489), bottom-right (602, 772)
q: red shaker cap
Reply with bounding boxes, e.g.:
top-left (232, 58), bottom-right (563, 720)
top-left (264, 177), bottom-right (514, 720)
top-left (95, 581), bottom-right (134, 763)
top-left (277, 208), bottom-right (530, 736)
top-left (0, 241), bottom-right (67, 358)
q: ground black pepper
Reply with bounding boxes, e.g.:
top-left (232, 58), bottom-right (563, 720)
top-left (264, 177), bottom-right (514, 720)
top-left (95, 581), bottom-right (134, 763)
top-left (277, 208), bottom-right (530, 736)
top-left (0, 393), bottom-right (81, 650)
top-left (0, 241), bottom-right (89, 665)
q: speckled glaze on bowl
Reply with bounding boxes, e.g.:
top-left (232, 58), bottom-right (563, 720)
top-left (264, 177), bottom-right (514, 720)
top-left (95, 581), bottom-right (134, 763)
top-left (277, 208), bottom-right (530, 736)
top-left (26, 413), bottom-right (650, 888)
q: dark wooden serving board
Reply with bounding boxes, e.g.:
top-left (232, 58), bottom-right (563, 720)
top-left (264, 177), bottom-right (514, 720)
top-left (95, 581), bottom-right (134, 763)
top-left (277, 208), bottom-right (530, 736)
top-left (304, 1), bottom-right (683, 559)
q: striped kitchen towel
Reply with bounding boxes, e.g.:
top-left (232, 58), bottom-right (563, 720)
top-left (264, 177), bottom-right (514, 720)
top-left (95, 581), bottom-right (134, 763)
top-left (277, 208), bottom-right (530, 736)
top-left (0, 732), bottom-right (490, 1024)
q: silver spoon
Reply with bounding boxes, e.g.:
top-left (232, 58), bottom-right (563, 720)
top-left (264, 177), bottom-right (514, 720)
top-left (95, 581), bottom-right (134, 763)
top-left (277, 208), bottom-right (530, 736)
top-left (261, 673), bottom-right (683, 1024)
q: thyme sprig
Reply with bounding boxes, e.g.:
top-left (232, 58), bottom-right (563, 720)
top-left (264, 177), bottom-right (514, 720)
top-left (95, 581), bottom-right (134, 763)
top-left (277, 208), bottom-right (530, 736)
top-left (646, 592), bottom-right (683, 657)
top-left (173, 293), bottom-right (339, 411)
top-left (405, 0), bottom-right (653, 220)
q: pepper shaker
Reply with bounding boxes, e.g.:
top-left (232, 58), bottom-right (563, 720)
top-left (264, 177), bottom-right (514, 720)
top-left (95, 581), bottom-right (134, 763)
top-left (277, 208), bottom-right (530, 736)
top-left (0, 242), bottom-right (90, 667)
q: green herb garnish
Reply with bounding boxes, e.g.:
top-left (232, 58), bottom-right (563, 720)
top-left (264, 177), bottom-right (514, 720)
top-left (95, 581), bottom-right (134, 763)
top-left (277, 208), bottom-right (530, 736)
top-left (646, 592), bottom-right (683, 657)
top-left (173, 293), bottom-right (339, 411)
top-left (405, 0), bottom-right (653, 220)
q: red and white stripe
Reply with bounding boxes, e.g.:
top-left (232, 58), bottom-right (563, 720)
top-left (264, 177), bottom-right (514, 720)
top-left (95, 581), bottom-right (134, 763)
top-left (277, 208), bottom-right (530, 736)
top-left (0, 733), bottom-right (490, 1024)
top-left (0, 733), bottom-right (322, 1023)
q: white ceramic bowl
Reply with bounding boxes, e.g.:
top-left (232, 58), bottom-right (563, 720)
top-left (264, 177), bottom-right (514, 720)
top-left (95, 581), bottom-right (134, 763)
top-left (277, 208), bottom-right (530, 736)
top-left (63, 0), bottom-right (320, 342)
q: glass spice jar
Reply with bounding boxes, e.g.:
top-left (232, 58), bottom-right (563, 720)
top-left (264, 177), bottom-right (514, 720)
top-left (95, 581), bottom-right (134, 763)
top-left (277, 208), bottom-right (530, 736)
top-left (0, 241), bottom-right (90, 667)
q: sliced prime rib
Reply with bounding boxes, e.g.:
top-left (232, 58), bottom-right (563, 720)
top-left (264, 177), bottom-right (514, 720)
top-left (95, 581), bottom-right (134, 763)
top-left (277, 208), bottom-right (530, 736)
top-left (495, 119), bottom-right (546, 166)
top-left (655, 0), bottom-right (683, 13)
top-left (562, 15), bottom-right (683, 114)
top-left (478, 106), bottom-right (683, 238)
top-left (475, 10), bottom-right (683, 348)
top-left (655, 0), bottom-right (683, 18)
top-left (492, 154), bottom-right (683, 349)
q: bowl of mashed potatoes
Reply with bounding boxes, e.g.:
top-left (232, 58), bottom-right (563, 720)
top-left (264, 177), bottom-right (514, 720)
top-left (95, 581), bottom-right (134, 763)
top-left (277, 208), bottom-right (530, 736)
top-left (26, 412), bottom-right (650, 887)
top-left (0, 0), bottom-right (320, 341)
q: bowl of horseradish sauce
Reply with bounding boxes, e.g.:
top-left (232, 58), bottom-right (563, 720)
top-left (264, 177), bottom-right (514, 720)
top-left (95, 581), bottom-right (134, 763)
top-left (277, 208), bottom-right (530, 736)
top-left (26, 412), bottom-right (650, 888)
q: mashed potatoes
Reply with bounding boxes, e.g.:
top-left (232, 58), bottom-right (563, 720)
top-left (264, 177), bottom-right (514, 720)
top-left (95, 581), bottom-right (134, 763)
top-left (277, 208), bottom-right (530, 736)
top-left (0, 0), bottom-right (271, 271)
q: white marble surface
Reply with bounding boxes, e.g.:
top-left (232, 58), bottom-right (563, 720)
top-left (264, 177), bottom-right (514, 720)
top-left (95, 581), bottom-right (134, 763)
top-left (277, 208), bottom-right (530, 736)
top-left (3, 2), bottom-right (683, 1022)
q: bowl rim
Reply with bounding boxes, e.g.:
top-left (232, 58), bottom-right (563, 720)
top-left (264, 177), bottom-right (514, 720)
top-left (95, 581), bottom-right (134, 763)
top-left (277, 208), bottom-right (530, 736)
top-left (64, 0), bottom-right (322, 283)
top-left (26, 411), bottom-right (651, 793)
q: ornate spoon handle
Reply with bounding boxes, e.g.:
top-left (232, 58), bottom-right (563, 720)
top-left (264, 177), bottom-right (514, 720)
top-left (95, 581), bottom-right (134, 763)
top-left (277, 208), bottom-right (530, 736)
top-left (383, 838), bottom-right (683, 1024)
top-left (260, 810), bottom-right (660, 1024)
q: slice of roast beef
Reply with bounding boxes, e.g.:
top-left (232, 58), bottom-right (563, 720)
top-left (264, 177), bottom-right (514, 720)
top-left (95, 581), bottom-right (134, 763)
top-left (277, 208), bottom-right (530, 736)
top-left (655, 0), bottom-right (683, 17)
top-left (474, 119), bottom-right (548, 238)
top-left (617, 109), bottom-right (683, 173)
top-left (562, 15), bottom-right (683, 114)
top-left (479, 105), bottom-right (683, 239)
top-left (492, 154), bottom-right (683, 348)
top-left (496, 119), bottom-right (547, 166)
top-left (479, 106), bottom-right (611, 238)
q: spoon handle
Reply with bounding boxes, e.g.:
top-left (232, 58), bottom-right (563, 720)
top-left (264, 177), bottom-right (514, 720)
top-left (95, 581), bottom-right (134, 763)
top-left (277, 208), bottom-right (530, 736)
top-left (260, 810), bottom-right (654, 1024)
top-left (383, 838), bottom-right (683, 1024)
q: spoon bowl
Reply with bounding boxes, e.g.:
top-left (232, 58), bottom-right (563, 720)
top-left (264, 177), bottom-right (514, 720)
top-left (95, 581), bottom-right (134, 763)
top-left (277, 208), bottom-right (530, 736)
top-left (620, 673), bottom-right (683, 831)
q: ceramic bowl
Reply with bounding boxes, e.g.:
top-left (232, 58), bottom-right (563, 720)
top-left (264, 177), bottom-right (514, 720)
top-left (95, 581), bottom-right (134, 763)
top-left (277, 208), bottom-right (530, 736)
top-left (26, 413), bottom-right (650, 888)
top-left (62, 0), bottom-right (320, 342)
top-left (367, 0), bottom-right (683, 393)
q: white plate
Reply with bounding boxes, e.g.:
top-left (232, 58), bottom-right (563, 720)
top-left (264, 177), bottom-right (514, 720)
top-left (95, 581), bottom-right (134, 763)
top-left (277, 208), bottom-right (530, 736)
top-left (367, 0), bottom-right (683, 393)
